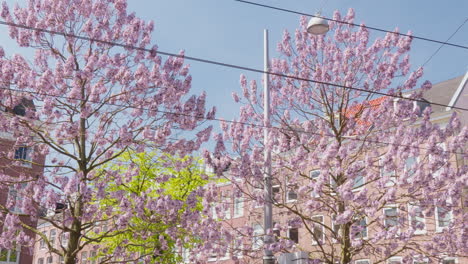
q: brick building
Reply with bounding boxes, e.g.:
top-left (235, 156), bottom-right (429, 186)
top-left (0, 99), bottom-right (46, 264)
top-left (206, 73), bottom-right (468, 264)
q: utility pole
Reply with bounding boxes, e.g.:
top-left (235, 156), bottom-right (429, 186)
top-left (263, 28), bottom-right (275, 264)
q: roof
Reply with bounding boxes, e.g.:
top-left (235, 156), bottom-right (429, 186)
top-left (422, 73), bottom-right (466, 113)
top-left (345, 96), bottom-right (388, 118)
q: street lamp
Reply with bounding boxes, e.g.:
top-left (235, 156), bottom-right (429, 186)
top-left (263, 15), bottom-right (329, 264)
top-left (307, 14), bottom-right (330, 35)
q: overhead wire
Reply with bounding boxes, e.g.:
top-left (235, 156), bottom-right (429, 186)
top-left (234, 0), bottom-right (468, 50)
top-left (421, 18), bottom-right (468, 68)
top-left (1, 86), bottom-right (466, 156)
top-left (0, 20), bottom-right (467, 112)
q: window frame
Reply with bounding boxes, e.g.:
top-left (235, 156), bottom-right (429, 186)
top-left (285, 179), bottom-right (298, 203)
top-left (252, 224), bottom-right (263, 251)
top-left (309, 170), bottom-right (320, 197)
top-left (311, 215), bottom-right (324, 245)
top-left (408, 203), bottom-right (426, 235)
top-left (233, 195), bottom-right (244, 218)
top-left (352, 217), bottom-right (368, 240)
top-left (435, 206), bottom-right (453, 233)
top-left (287, 225), bottom-right (299, 244)
top-left (380, 158), bottom-right (396, 187)
top-left (355, 260), bottom-right (371, 264)
top-left (14, 146), bottom-right (32, 168)
top-left (387, 256), bottom-right (402, 264)
top-left (383, 205), bottom-right (399, 229)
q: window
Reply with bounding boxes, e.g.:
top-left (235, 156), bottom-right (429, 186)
top-left (252, 224), bottom-right (263, 250)
top-left (14, 147), bottom-right (32, 167)
top-left (380, 158), bottom-right (396, 187)
top-left (90, 251), bottom-right (96, 264)
top-left (310, 170), bottom-right (320, 179)
top-left (356, 260), bottom-right (370, 264)
top-left (272, 185), bottom-right (280, 202)
top-left (0, 248), bottom-right (18, 263)
top-left (211, 203), bottom-right (218, 219)
top-left (404, 156), bottom-right (418, 183)
top-left (311, 216), bottom-right (324, 245)
top-left (352, 217), bottom-right (367, 239)
top-left (287, 225), bottom-right (299, 244)
top-left (233, 196), bottom-right (244, 218)
top-left (49, 229), bottom-right (56, 246)
top-left (331, 215), bottom-right (341, 243)
top-left (286, 181), bottom-right (298, 202)
top-left (310, 170), bottom-right (320, 197)
top-left (352, 174), bottom-right (365, 190)
top-left (8, 185), bottom-right (24, 214)
top-left (408, 203), bottom-right (426, 234)
top-left (46, 256), bottom-right (53, 264)
top-left (59, 256), bottom-right (64, 264)
top-left (384, 207), bottom-right (399, 229)
top-left (81, 251), bottom-right (88, 264)
top-left (387, 257), bottom-right (402, 264)
top-left (14, 147), bottom-right (28, 160)
top-left (61, 233), bottom-right (69, 247)
top-left (441, 257), bottom-right (457, 264)
top-left (412, 257), bottom-right (428, 264)
top-left (272, 222), bottom-right (280, 239)
top-left (436, 206), bottom-right (452, 232)
top-left (223, 197), bottom-right (231, 220)
top-left (37, 258), bottom-right (44, 264)
top-left (40, 232), bottom-right (46, 249)
top-left (429, 143), bottom-right (447, 178)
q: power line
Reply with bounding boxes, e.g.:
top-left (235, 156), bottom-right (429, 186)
top-left (0, 20), bottom-right (467, 112)
top-left (421, 18), bottom-right (468, 68)
top-left (1, 86), bottom-right (466, 156)
top-left (234, 0), bottom-right (468, 50)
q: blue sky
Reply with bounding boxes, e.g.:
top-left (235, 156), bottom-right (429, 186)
top-left (1, 0), bottom-right (467, 149)
top-left (124, 0), bottom-right (468, 122)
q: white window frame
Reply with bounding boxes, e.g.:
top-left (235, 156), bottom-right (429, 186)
top-left (272, 185), bottom-right (281, 203)
top-left (0, 248), bottom-right (20, 264)
top-left (380, 158), bottom-right (396, 187)
top-left (287, 225), bottom-right (299, 244)
top-left (81, 251), bottom-right (88, 264)
top-left (311, 215), bottom-right (324, 245)
top-left (223, 197), bottom-right (231, 220)
top-left (356, 260), bottom-right (371, 264)
top-left (14, 146), bottom-right (32, 168)
top-left (383, 205), bottom-right (399, 229)
top-left (412, 256), bottom-right (428, 264)
top-left (286, 180), bottom-right (298, 203)
top-left (429, 143), bottom-right (447, 178)
top-left (408, 203), bottom-right (426, 235)
top-left (404, 156), bottom-right (419, 183)
top-left (310, 170), bottom-right (320, 197)
top-left (7, 185), bottom-right (24, 214)
top-left (435, 206), bottom-right (453, 233)
top-left (331, 215), bottom-right (340, 243)
top-left (233, 196), bottom-right (244, 218)
top-left (60, 232), bottom-right (69, 247)
top-left (252, 224), bottom-right (263, 250)
top-left (440, 257), bottom-right (458, 264)
top-left (49, 229), bottom-right (56, 247)
top-left (352, 174), bottom-right (365, 192)
top-left (352, 217), bottom-right (368, 240)
top-left (387, 257), bottom-right (402, 264)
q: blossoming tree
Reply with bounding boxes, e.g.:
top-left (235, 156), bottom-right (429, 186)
top-left (0, 0), bottom-right (226, 263)
top-left (211, 9), bottom-right (467, 264)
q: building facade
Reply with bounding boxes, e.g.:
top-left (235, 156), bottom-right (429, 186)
top-left (0, 99), bottom-right (46, 264)
top-left (206, 73), bottom-right (468, 264)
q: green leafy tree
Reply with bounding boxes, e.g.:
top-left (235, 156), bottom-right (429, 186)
top-left (92, 152), bottom-right (216, 263)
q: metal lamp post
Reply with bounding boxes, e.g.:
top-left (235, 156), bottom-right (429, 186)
top-left (262, 15), bottom-right (329, 264)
